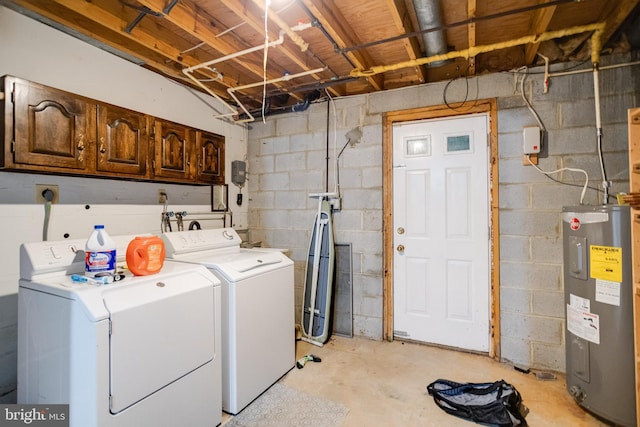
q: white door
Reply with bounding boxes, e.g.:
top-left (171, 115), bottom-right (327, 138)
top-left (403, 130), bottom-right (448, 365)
top-left (392, 113), bottom-right (490, 352)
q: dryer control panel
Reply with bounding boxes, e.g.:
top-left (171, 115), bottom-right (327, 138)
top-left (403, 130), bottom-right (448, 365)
top-left (20, 239), bottom-right (85, 279)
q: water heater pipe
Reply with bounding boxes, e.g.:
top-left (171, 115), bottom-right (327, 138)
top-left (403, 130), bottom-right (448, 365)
top-left (593, 63), bottom-right (609, 204)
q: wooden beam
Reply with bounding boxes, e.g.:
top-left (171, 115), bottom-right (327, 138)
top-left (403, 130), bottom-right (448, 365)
top-left (467, 0), bottom-right (477, 74)
top-left (12, 0), bottom-right (231, 99)
top-left (629, 108), bottom-right (640, 427)
top-left (381, 0), bottom-right (427, 84)
top-left (599, 0), bottom-right (640, 47)
top-left (302, 0), bottom-right (385, 91)
top-left (524, 2), bottom-right (556, 65)
top-left (221, 0), bottom-right (325, 81)
top-left (135, 0), bottom-right (288, 86)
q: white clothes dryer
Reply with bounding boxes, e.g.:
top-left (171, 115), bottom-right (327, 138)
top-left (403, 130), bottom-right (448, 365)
top-left (162, 228), bottom-right (295, 415)
top-left (18, 235), bottom-right (222, 427)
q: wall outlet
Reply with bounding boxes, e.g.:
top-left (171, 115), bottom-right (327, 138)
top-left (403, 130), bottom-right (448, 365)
top-left (35, 184), bottom-right (59, 204)
top-left (158, 189), bottom-right (167, 204)
top-left (329, 197), bottom-right (342, 211)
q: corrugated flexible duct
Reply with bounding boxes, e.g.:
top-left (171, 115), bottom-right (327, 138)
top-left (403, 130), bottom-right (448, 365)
top-left (413, 0), bottom-right (448, 65)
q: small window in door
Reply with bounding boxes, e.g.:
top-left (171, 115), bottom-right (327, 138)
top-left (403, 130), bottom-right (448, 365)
top-left (446, 133), bottom-right (472, 154)
top-left (405, 136), bottom-right (431, 157)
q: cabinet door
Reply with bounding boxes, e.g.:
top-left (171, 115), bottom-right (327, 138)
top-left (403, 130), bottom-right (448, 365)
top-left (196, 131), bottom-right (225, 184)
top-left (97, 104), bottom-right (148, 177)
top-left (10, 77), bottom-right (94, 171)
top-left (152, 119), bottom-right (195, 182)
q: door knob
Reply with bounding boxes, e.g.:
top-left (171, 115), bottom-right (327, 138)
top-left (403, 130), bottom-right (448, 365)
top-left (397, 244), bottom-right (405, 253)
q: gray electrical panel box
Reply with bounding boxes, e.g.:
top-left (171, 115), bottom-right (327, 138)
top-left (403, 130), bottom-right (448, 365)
top-left (231, 160), bottom-right (246, 186)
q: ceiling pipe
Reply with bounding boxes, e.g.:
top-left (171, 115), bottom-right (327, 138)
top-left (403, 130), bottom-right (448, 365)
top-left (412, 0), bottom-right (448, 66)
top-left (590, 29), bottom-right (609, 204)
top-left (350, 22), bottom-right (606, 77)
top-left (250, 0), bottom-right (309, 52)
top-left (182, 32), bottom-right (288, 119)
top-left (223, 67), bottom-right (325, 123)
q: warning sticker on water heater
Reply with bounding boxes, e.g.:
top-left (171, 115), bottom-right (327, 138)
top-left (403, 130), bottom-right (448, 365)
top-left (567, 303), bottom-right (600, 345)
top-left (595, 279), bottom-right (621, 306)
top-left (590, 245), bottom-right (622, 282)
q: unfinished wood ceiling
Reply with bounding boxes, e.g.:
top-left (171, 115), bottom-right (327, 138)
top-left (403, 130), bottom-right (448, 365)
top-left (4, 0), bottom-right (640, 121)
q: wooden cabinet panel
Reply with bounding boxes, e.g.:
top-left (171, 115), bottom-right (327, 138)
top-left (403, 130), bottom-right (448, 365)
top-left (196, 131), bottom-right (225, 184)
top-left (2, 75), bottom-right (225, 185)
top-left (97, 104), bottom-right (148, 177)
top-left (8, 76), bottom-right (94, 171)
top-left (152, 118), bottom-right (195, 182)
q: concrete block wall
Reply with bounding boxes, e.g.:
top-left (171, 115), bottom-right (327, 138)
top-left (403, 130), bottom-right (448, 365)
top-left (247, 96), bottom-right (385, 339)
top-left (248, 52), bottom-right (639, 371)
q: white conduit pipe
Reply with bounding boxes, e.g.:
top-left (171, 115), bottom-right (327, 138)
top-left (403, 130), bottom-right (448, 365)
top-left (593, 64), bottom-right (609, 204)
top-left (548, 60), bottom-right (640, 78)
top-left (181, 32), bottom-right (288, 119)
top-left (182, 71), bottom-right (238, 118)
top-left (225, 67), bottom-right (325, 123)
top-left (183, 31), bottom-right (285, 74)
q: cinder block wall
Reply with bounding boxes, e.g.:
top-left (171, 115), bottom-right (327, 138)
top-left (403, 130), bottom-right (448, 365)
top-left (248, 52), bottom-right (639, 372)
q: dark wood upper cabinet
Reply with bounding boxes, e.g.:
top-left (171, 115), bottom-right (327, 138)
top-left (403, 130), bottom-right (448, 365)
top-left (197, 131), bottom-right (225, 184)
top-left (5, 76), bottom-right (94, 171)
top-left (96, 104), bottom-right (148, 177)
top-left (1, 75), bottom-right (225, 185)
top-left (152, 118), bottom-right (196, 183)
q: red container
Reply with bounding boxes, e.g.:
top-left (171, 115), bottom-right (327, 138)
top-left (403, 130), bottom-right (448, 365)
top-left (126, 236), bottom-right (165, 276)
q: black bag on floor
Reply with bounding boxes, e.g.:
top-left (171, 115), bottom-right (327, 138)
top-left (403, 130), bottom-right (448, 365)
top-left (427, 379), bottom-right (529, 426)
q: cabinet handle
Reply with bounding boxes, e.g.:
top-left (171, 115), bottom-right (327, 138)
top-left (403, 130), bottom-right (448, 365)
top-left (77, 133), bottom-right (85, 161)
top-left (99, 138), bottom-right (106, 155)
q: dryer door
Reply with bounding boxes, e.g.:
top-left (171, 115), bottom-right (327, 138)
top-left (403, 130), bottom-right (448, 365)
top-left (104, 269), bottom-right (215, 413)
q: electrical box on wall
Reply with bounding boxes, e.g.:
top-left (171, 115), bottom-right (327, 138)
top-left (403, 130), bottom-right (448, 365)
top-left (523, 126), bottom-right (541, 154)
top-left (231, 160), bottom-right (246, 187)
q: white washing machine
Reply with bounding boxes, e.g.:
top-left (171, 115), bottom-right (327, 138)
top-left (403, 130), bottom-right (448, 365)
top-left (162, 228), bottom-right (295, 415)
top-left (18, 235), bottom-right (222, 427)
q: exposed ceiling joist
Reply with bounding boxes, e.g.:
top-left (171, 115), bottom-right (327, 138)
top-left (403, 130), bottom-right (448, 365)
top-left (3, 0), bottom-right (639, 120)
top-left (302, 0), bottom-right (385, 91)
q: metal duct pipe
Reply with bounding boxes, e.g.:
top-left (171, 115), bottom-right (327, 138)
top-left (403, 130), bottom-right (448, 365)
top-left (413, 0), bottom-right (448, 66)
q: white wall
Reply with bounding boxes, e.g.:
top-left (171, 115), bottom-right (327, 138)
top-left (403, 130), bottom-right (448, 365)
top-left (0, 5), bottom-right (250, 295)
top-left (0, 6), bottom-right (249, 402)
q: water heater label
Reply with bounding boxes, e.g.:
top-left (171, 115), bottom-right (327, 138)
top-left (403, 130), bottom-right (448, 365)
top-left (589, 245), bottom-right (622, 282)
top-left (595, 279), bottom-right (621, 306)
top-left (567, 303), bottom-right (600, 345)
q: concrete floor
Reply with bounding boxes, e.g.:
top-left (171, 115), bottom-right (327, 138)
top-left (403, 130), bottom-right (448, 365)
top-left (258, 336), bottom-right (610, 426)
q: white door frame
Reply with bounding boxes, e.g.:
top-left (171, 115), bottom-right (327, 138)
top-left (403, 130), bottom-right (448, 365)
top-left (382, 99), bottom-right (501, 359)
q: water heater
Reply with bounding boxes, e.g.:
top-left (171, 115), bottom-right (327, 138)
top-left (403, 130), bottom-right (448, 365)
top-left (562, 205), bottom-right (636, 427)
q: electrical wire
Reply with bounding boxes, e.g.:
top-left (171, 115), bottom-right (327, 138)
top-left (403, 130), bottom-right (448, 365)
top-left (262, 0), bottom-right (271, 124)
top-left (443, 62), bottom-right (479, 112)
top-left (526, 155), bottom-right (589, 204)
top-left (518, 67), bottom-right (546, 131)
top-left (539, 172), bottom-right (615, 202)
top-left (518, 67), bottom-right (590, 204)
